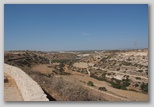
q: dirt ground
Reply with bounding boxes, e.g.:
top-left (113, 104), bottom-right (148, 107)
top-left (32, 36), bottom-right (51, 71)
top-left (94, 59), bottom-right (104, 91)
top-left (73, 62), bottom-right (88, 68)
top-left (60, 72), bottom-right (148, 101)
top-left (29, 63), bottom-right (148, 101)
top-left (31, 64), bottom-right (54, 75)
top-left (4, 74), bottom-right (23, 101)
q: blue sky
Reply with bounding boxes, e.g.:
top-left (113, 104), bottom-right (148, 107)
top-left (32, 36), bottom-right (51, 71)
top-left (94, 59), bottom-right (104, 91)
top-left (4, 4), bottom-right (148, 51)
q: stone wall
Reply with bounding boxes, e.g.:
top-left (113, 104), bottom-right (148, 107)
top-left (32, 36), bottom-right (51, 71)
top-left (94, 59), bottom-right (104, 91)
top-left (4, 63), bottom-right (49, 101)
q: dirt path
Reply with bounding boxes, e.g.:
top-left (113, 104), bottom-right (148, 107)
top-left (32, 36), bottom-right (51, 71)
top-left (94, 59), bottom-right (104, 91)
top-left (4, 74), bottom-right (23, 101)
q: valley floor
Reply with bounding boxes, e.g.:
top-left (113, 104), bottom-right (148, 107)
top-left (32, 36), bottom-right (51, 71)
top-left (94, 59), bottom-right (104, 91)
top-left (59, 71), bottom-right (148, 101)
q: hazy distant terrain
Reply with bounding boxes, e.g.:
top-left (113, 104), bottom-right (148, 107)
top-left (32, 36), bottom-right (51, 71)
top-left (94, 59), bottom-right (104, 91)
top-left (4, 49), bottom-right (148, 101)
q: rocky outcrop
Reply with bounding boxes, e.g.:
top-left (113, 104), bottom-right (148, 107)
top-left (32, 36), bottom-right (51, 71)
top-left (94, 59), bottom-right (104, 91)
top-left (4, 63), bottom-right (49, 101)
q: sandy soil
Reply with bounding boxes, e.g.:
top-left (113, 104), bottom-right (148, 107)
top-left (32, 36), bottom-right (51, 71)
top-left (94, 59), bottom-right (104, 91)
top-left (31, 64), bottom-right (53, 75)
top-left (73, 62), bottom-right (88, 68)
top-left (4, 74), bottom-right (23, 101)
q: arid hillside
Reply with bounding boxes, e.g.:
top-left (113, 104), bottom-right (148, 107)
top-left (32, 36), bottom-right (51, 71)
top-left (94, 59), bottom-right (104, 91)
top-left (4, 49), bottom-right (148, 101)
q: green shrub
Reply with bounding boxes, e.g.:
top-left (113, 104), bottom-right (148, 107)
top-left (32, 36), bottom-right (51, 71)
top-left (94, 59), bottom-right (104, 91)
top-left (137, 70), bottom-right (143, 72)
top-left (135, 77), bottom-right (141, 80)
top-left (102, 73), bottom-right (106, 78)
top-left (109, 78), bottom-right (130, 90)
top-left (117, 68), bottom-right (120, 71)
top-left (122, 61), bottom-right (132, 66)
top-left (110, 81), bottom-right (121, 89)
top-left (59, 71), bottom-right (71, 75)
top-left (98, 87), bottom-right (107, 91)
top-left (135, 83), bottom-right (139, 87)
top-left (107, 73), bottom-right (111, 76)
top-left (91, 74), bottom-right (106, 81)
top-left (87, 81), bottom-right (94, 86)
top-left (140, 82), bottom-right (148, 93)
